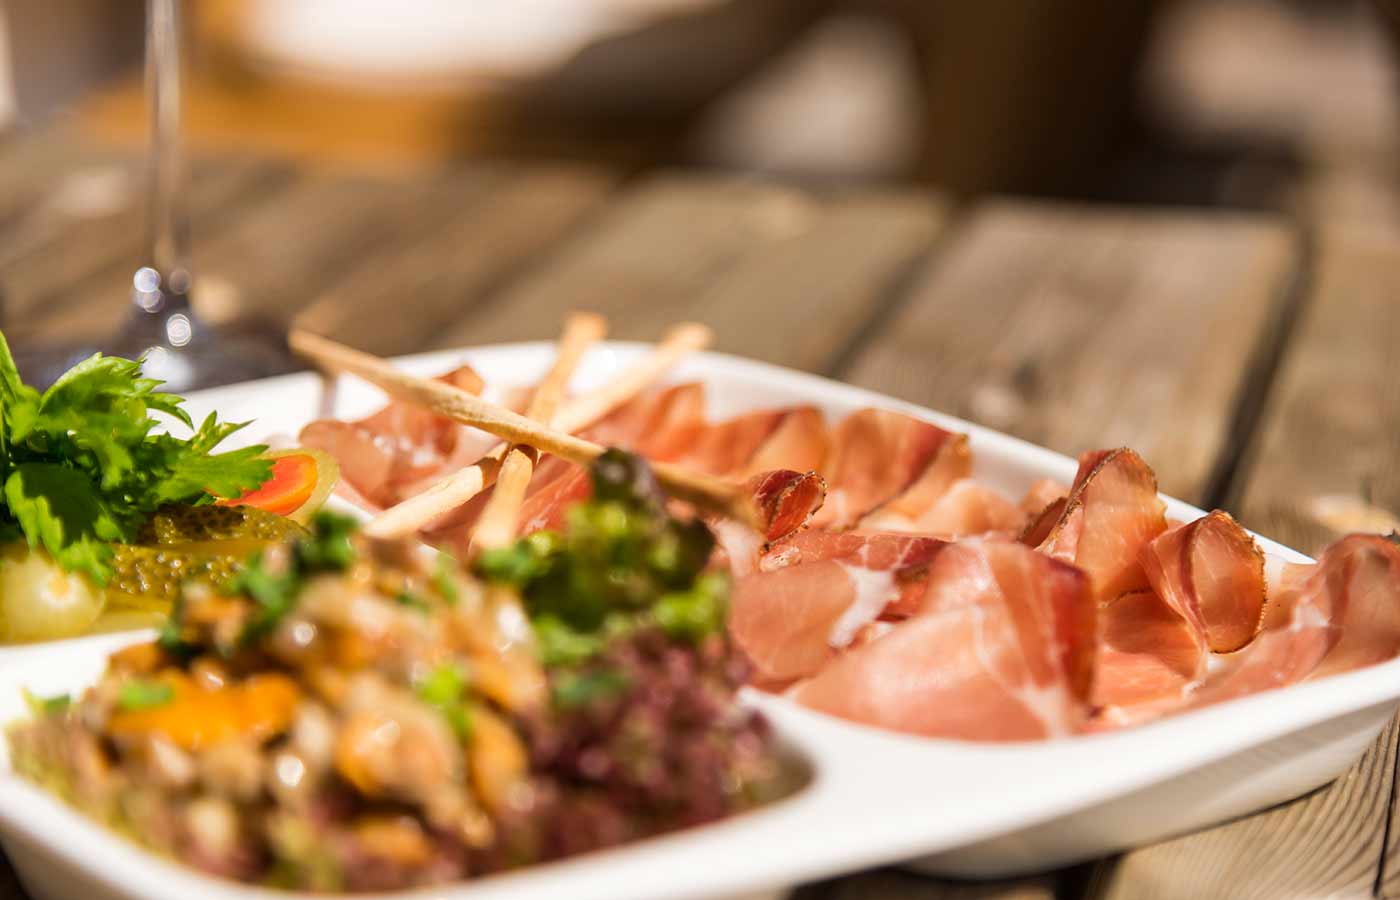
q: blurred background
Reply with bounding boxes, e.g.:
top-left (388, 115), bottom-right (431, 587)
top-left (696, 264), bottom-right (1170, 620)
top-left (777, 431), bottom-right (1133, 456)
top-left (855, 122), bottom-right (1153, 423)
top-left (1, 0), bottom-right (1396, 218)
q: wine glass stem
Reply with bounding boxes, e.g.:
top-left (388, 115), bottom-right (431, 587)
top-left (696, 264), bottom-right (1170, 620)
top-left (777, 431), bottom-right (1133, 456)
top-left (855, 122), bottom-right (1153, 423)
top-left (135, 0), bottom-right (192, 328)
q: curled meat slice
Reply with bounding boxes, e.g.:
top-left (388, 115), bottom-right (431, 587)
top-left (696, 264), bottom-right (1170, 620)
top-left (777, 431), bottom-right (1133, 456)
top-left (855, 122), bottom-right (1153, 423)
top-left (858, 434), bottom-right (972, 530)
top-left (730, 560), bottom-right (910, 685)
top-left (1092, 589), bottom-right (1203, 711)
top-left (742, 406), bottom-right (828, 477)
top-left (1141, 511), bottom-right (1266, 653)
top-left (1039, 448), bottom-right (1167, 604)
top-left (866, 479), bottom-right (1023, 538)
top-left (583, 383), bottom-right (706, 461)
top-left (791, 541), bottom-right (1094, 740)
top-left (1188, 534), bottom-right (1400, 708)
top-left (761, 530), bottom-right (947, 574)
top-left (746, 469), bottom-right (827, 543)
top-left (811, 409), bottom-right (956, 530)
top-left (669, 409), bottom-right (788, 475)
top-left (300, 365), bottom-right (491, 510)
top-left (1020, 478), bottom-right (1069, 515)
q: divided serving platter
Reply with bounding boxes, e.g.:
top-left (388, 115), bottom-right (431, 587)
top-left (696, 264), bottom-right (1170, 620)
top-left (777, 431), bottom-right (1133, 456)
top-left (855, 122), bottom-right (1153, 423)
top-left (0, 341), bottom-right (1394, 900)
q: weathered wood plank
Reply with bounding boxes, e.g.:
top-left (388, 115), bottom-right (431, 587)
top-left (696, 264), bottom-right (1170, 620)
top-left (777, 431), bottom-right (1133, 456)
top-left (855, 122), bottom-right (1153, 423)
top-left (795, 870), bottom-right (1055, 900)
top-left (840, 201), bottom-right (1298, 503)
top-left (431, 173), bottom-right (946, 374)
top-left (1, 154), bottom-right (292, 332)
top-left (1085, 223), bottom-right (1400, 900)
top-left (19, 165), bottom-right (510, 341)
top-left (293, 165), bottom-right (618, 356)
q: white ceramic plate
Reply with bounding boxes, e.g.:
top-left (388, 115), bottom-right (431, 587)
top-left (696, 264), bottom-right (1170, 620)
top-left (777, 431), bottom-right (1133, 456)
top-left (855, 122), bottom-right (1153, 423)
top-left (0, 342), bottom-right (1394, 900)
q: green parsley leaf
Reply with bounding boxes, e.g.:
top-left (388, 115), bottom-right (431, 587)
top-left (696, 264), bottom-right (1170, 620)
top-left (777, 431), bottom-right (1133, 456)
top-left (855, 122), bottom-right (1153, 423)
top-left (551, 669), bottom-right (631, 710)
top-left (3, 463), bottom-right (120, 583)
top-left (416, 664), bottom-right (472, 739)
top-left (117, 679), bottom-right (175, 711)
top-left (0, 333), bottom-right (273, 582)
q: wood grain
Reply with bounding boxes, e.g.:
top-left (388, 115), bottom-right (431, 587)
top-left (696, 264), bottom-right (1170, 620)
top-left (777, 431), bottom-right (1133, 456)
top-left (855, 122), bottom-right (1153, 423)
top-left (431, 173), bottom-right (946, 374)
top-left (795, 869), bottom-right (1056, 900)
top-left (840, 201), bottom-right (1299, 503)
top-left (1085, 222), bottom-right (1400, 900)
top-left (292, 166), bottom-right (617, 356)
top-left (24, 165), bottom-right (508, 340)
top-left (1, 155), bottom-right (291, 331)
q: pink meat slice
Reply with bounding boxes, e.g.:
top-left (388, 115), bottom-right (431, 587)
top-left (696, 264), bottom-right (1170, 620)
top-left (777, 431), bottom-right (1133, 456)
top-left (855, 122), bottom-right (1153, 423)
top-left (789, 540), bottom-right (1095, 741)
top-left (858, 433), bottom-right (972, 530)
top-left (812, 409), bottom-right (957, 530)
top-left (1038, 448), bottom-right (1168, 604)
top-left (300, 365), bottom-right (490, 510)
top-left (1187, 534), bottom-right (1400, 710)
top-left (1092, 589), bottom-right (1204, 711)
top-left (742, 406), bottom-right (828, 477)
top-left (583, 383), bottom-right (707, 461)
top-left (668, 408), bottom-right (791, 476)
top-left (1141, 510), bottom-right (1267, 653)
top-left (865, 478), bottom-right (1023, 538)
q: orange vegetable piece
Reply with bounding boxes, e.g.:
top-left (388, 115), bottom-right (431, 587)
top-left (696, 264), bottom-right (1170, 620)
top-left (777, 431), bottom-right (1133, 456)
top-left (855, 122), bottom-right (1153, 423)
top-left (220, 453), bottom-right (318, 518)
top-left (106, 670), bottom-right (300, 751)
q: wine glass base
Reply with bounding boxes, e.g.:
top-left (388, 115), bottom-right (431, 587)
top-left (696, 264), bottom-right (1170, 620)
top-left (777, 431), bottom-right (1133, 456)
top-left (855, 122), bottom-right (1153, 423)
top-left (11, 321), bottom-right (301, 393)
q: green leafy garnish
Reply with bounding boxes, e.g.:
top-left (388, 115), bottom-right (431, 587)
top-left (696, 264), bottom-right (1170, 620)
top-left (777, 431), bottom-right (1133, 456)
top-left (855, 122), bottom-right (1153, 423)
top-left (117, 679), bottom-right (174, 711)
top-left (551, 669), bottom-right (631, 709)
top-left (416, 663), bottom-right (472, 739)
top-left (0, 331), bottom-right (272, 584)
top-left (476, 450), bottom-right (728, 666)
top-left (21, 689), bottom-right (70, 717)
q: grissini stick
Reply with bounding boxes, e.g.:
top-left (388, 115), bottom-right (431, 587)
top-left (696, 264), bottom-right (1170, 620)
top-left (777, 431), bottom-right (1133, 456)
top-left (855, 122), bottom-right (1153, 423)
top-left (360, 322), bottom-right (712, 539)
top-left (289, 329), bottom-right (760, 529)
top-left (471, 312), bottom-right (606, 552)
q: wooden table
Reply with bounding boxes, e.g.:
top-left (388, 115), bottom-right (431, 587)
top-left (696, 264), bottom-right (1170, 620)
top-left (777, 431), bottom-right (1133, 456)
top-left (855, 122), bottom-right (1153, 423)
top-left (2, 126), bottom-right (1399, 899)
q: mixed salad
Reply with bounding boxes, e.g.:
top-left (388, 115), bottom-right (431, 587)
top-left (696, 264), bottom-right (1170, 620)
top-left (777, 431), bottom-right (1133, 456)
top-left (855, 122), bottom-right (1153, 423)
top-left (7, 451), bottom-right (791, 891)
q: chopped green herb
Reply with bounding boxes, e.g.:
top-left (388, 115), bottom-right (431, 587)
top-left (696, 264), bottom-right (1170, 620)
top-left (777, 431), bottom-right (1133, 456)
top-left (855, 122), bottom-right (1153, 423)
top-left (551, 669), bottom-right (631, 709)
top-left (21, 689), bottom-right (70, 717)
top-left (294, 511), bottom-right (358, 572)
top-left (416, 664), bottom-right (472, 739)
top-left (394, 590), bottom-right (428, 612)
top-left (432, 553), bottom-right (462, 606)
top-left (475, 450), bottom-right (727, 666)
top-left (0, 330), bottom-right (271, 583)
top-left (117, 679), bottom-right (174, 711)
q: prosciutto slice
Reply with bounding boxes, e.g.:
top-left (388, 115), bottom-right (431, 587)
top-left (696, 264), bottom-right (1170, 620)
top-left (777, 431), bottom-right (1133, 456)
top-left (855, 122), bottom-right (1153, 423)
top-left (1092, 589), bottom-right (1203, 711)
top-left (790, 541), bottom-right (1095, 740)
top-left (811, 410), bottom-right (956, 530)
top-left (1039, 448), bottom-right (1168, 604)
top-left (742, 406), bottom-right (828, 477)
top-left (858, 433), bottom-right (972, 530)
top-left (1141, 511), bottom-right (1267, 653)
top-left (1186, 534), bottom-right (1400, 707)
top-left (300, 365), bottom-right (492, 510)
top-left (583, 383), bottom-right (708, 461)
top-left (730, 532), bottom-right (948, 684)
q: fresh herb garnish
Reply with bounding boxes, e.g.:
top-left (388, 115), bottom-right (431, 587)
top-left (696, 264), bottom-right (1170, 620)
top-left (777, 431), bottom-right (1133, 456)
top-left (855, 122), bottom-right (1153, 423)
top-left (476, 450), bottom-right (727, 666)
top-left (0, 331), bottom-right (272, 583)
top-left (21, 689), bottom-right (70, 717)
top-left (432, 553), bottom-right (462, 606)
top-left (416, 663), bottom-right (472, 739)
top-left (551, 669), bottom-right (631, 709)
top-left (117, 679), bottom-right (174, 711)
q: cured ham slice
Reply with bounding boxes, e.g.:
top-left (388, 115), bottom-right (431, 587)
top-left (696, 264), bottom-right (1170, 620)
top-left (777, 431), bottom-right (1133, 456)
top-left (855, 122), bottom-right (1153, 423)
top-left (300, 365), bottom-right (492, 509)
top-left (742, 406), bottom-right (828, 477)
top-left (1186, 534), bottom-right (1400, 709)
top-left (761, 530), bottom-right (947, 574)
top-left (1020, 478), bottom-right (1069, 515)
top-left (1092, 589), bottom-right (1203, 710)
top-left (858, 434), bottom-right (972, 530)
top-left (1141, 511), bottom-right (1266, 653)
top-left (730, 532), bottom-right (948, 683)
top-left (1038, 448), bottom-right (1167, 604)
top-left (790, 541), bottom-right (1095, 740)
top-left (668, 408), bottom-right (788, 476)
top-left (812, 410), bottom-right (957, 530)
top-left (746, 470), bottom-right (827, 543)
top-left (583, 383), bottom-right (707, 461)
top-left (864, 479), bottom-right (1023, 538)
